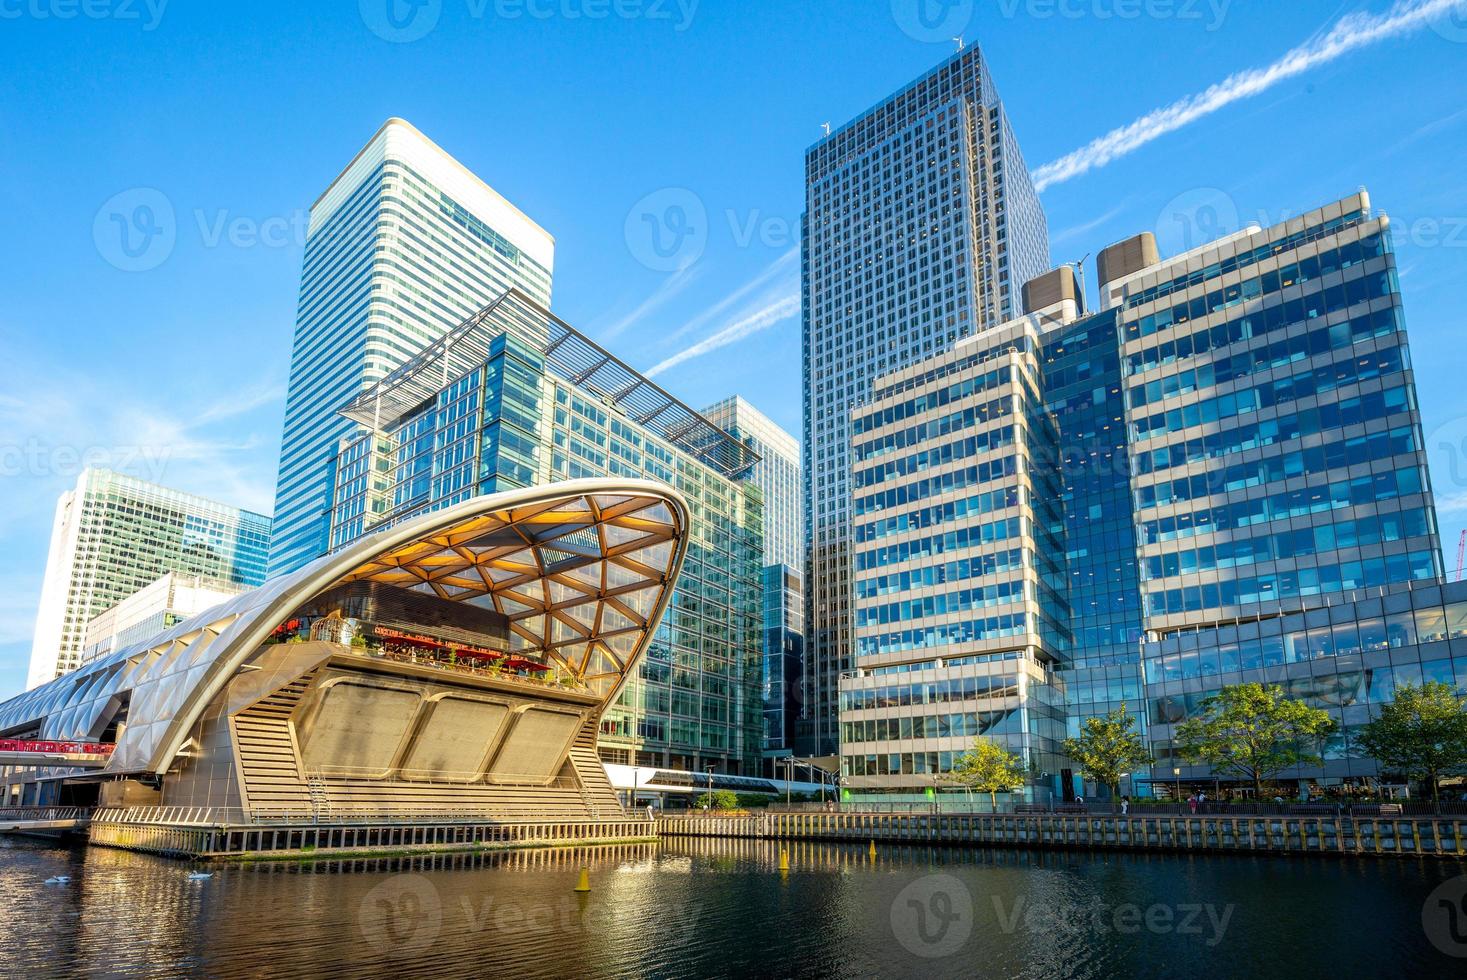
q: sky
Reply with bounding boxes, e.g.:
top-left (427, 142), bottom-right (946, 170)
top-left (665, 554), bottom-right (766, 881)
top-left (1, 0), bottom-right (1465, 696)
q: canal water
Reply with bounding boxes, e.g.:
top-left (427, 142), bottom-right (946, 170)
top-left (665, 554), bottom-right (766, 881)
top-left (1, 834), bottom-right (1463, 977)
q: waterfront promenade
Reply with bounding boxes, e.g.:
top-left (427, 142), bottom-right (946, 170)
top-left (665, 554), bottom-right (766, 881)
top-left (658, 809), bottom-right (1467, 860)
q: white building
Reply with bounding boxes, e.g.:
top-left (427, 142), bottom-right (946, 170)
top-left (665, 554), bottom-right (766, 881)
top-left (26, 469), bottom-right (271, 687)
top-left (81, 572), bottom-right (249, 665)
top-left (267, 117), bottom-right (555, 577)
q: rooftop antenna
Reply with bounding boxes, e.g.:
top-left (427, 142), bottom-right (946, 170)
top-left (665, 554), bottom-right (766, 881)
top-left (821, 122), bottom-right (831, 136)
top-left (1065, 253), bottom-right (1090, 313)
top-left (953, 36), bottom-right (964, 52)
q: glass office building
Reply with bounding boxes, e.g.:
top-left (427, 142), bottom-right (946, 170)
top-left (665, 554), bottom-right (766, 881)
top-left (26, 469), bottom-right (271, 686)
top-left (1111, 191), bottom-right (1442, 795)
top-left (834, 189), bottom-right (1447, 799)
top-left (701, 396), bottom-right (805, 766)
top-left (329, 289), bottom-right (765, 774)
top-left (268, 118), bottom-right (553, 577)
top-left (838, 318), bottom-right (1069, 804)
top-left (802, 46), bottom-right (1050, 755)
top-left (1040, 306), bottom-right (1148, 789)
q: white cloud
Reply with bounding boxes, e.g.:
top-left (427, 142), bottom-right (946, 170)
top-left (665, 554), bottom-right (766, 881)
top-left (596, 263), bottom-right (702, 342)
top-left (1031, 0), bottom-right (1466, 192)
top-left (661, 248), bottom-right (800, 347)
top-left (645, 291), bottom-right (801, 378)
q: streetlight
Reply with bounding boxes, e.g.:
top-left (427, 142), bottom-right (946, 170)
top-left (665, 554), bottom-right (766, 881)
top-left (704, 764), bottom-right (714, 810)
top-left (1173, 766), bottom-right (1182, 804)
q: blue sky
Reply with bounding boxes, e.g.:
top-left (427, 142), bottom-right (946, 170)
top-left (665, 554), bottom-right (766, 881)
top-left (1, 0), bottom-right (1465, 696)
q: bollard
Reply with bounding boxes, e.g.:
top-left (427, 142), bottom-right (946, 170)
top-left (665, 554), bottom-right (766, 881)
top-left (574, 867), bottom-right (591, 892)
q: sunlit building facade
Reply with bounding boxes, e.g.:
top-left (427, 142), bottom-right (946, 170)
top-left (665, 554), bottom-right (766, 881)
top-left (802, 46), bottom-right (1050, 755)
top-left (329, 290), bottom-right (765, 774)
top-left (700, 396), bottom-right (805, 766)
top-left (838, 318), bottom-right (1069, 804)
top-left (25, 469), bottom-right (271, 687)
top-left (1112, 192), bottom-right (1442, 795)
top-left (268, 118), bottom-right (553, 577)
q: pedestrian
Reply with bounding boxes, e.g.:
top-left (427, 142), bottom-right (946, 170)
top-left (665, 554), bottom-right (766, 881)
top-left (1197, 791), bottom-right (1208, 813)
top-left (1187, 793), bottom-right (1198, 815)
top-left (1121, 796), bottom-right (1130, 816)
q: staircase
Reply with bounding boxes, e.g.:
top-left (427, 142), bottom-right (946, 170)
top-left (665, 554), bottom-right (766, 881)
top-left (231, 669), bottom-right (320, 819)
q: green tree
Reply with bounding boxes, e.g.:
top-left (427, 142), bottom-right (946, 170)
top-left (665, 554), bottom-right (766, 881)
top-left (946, 738), bottom-right (1027, 810)
top-left (1062, 705), bottom-right (1153, 799)
top-left (1355, 681), bottom-right (1467, 803)
top-left (1175, 683), bottom-right (1335, 797)
top-left (695, 789), bottom-right (740, 810)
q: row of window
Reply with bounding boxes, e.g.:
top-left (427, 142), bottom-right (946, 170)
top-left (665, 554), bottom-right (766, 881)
top-left (854, 455), bottom-right (1018, 516)
top-left (839, 674), bottom-right (1024, 712)
top-left (856, 613), bottom-right (1029, 657)
top-left (1135, 425), bottom-right (1416, 509)
top-left (853, 418), bottom-right (1014, 489)
top-left (1143, 508), bottom-right (1432, 581)
top-left (1145, 550), bottom-right (1437, 616)
top-left (856, 549), bottom-right (1026, 600)
top-left (1139, 465), bottom-right (1426, 546)
top-left (1131, 344), bottom-right (1404, 439)
top-left (842, 709), bottom-right (1023, 746)
top-left (856, 487), bottom-right (1020, 544)
top-left (855, 516), bottom-right (1023, 571)
top-left (1133, 385), bottom-right (1412, 475)
top-left (856, 577), bottom-right (1027, 628)
top-left (1127, 305), bottom-right (1400, 399)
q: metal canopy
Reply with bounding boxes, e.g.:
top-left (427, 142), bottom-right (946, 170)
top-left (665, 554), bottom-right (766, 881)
top-left (339, 288), bottom-right (759, 479)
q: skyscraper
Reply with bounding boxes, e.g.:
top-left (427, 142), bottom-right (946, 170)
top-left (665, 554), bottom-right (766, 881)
top-left (833, 188), bottom-right (1447, 801)
top-left (268, 118), bottom-right (554, 578)
top-left (701, 396), bottom-right (805, 767)
top-left (801, 47), bottom-right (1050, 754)
top-left (328, 290), bottom-right (766, 774)
top-left (26, 469), bottom-right (271, 687)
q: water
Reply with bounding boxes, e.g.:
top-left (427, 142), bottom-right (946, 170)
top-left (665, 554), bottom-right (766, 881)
top-left (1, 834), bottom-right (1463, 978)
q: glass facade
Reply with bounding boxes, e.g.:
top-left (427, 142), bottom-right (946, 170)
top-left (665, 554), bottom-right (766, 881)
top-left (1122, 200), bottom-right (1440, 627)
top-left (700, 396), bottom-right (804, 767)
top-left (839, 320), bottom-right (1068, 803)
top-left (802, 46), bottom-right (1050, 755)
top-left (269, 119), bottom-right (553, 577)
top-left (330, 320), bottom-right (765, 775)
top-left (1144, 580), bottom-right (1467, 795)
top-left (26, 469), bottom-right (271, 686)
top-left (830, 189), bottom-right (1449, 799)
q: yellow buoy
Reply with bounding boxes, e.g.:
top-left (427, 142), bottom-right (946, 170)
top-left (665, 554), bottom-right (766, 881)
top-left (777, 848), bottom-right (789, 871)
top-left (574, 867), bottom-right (591, 892)
top-left (868, 840), bottom-right (877, 859)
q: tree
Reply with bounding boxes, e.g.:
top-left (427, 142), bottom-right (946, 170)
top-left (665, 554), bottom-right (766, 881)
top-left (946, 738), bottom-right (1028, 810)
top-left (1355, 681), bottom-right (1467, 803)
top-left (1062, 705), bottom-right (1153, 799)
top-left (695, 789), bottom-right (740, 810)
top-left (1174, 683), bottom-right (1335, 797)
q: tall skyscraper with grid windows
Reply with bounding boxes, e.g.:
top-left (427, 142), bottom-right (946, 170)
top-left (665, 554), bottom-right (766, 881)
top-left (800, 48), bottom-right (1050, 754)
top-left (268, 119), bottom-right (553, 578)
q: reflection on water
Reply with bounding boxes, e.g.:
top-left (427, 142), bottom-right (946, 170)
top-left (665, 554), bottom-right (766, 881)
top-left (1, 833), bottom-right (1462, 977)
